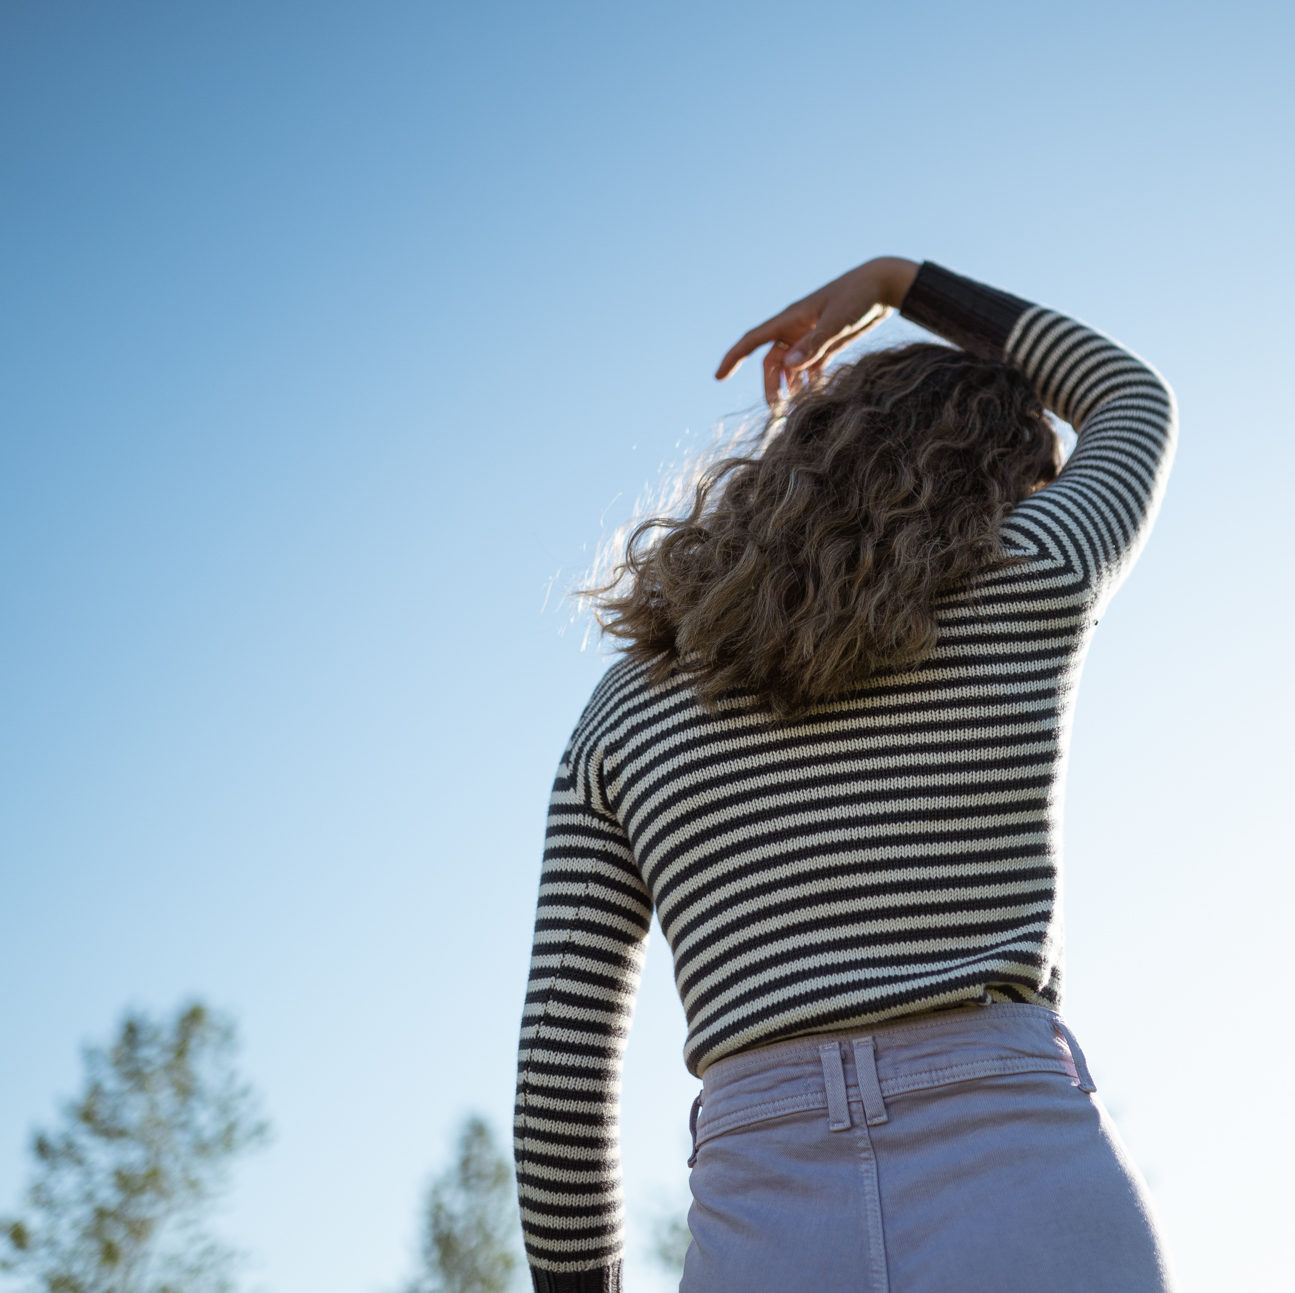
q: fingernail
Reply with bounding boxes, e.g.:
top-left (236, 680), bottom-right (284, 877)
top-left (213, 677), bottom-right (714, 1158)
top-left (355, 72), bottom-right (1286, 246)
top-left (784, 348), bottom-right (803, 366)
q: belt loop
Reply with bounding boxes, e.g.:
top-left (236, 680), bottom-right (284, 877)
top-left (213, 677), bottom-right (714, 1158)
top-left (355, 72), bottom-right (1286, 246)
top-left (851, 1037), bottom-right (889, 1126)
top-left (1054, 1018), bottom-right (1097, 1093)
top-left (819, 1042), bottom-right (852, 1130)
top-left (686, 1090), bottom-right (703, 1167)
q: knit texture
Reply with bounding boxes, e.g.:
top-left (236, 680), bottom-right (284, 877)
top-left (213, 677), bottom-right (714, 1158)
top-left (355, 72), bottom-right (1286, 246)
top-left (513, 261), bottom-right (1178, 1289)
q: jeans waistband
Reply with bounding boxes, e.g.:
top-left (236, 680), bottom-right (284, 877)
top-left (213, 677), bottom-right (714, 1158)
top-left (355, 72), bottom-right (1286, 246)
top-left (686, 1002), bottom-right (1095, 1166)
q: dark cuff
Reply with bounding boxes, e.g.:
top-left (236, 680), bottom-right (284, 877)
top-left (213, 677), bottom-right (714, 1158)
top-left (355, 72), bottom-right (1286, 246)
top-left (531, 1260), bottom-right (623, 1293)
top-left (898, 261), bottom-right (1034, 361)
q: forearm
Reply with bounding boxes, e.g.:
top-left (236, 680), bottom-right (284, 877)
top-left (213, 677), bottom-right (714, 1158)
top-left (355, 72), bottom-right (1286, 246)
top-left (897, 260), bottom-right (1177, 601)
top-left (895, 260), bottom-right (1036, 362)
top-left (515, 755), bottom-right (652, 1292)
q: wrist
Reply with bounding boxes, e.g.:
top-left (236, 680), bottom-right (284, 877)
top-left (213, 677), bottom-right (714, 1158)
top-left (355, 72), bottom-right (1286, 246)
top-left (870, 256), bottom-right (920, 309)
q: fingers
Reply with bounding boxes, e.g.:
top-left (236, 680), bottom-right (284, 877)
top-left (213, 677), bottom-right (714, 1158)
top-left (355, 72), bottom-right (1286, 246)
top-left (783, 323), bottom-right (857, 373)
top-left (762, 341), bottom-right (790, 406)
top-left (781, 328), bottom-right (830, 372)
top-left (759, 343), bottom-right (822, 407)
top-left (718, 265), bottom-right (896, 384)
top-left (782, 303), bottom-right (895, 380)
top-left (717, 294), bottom-right (893, 401)
top-left (715, 316), bottom-right (792, 381)
top-left (716, 296), bottom-right (821, 380)
top-left (757, 311), bottom-right (886, 406)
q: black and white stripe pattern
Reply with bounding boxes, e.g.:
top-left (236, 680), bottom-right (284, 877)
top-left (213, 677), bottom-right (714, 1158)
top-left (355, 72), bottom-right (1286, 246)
top-left (514, 263), bottom-right (1177, 1290)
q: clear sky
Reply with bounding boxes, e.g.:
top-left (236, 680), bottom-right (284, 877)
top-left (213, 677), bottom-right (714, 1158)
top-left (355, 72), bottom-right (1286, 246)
top-left (2, 3), bottom-right (1292, 1291)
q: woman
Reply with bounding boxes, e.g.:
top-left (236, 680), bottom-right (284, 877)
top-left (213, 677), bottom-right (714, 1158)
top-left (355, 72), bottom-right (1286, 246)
top-left (513, 255), bottom-right (1179, 1293)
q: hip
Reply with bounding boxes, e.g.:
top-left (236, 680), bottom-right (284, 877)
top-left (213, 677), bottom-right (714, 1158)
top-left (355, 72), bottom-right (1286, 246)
top-left (681, 1001), bottom-right (1177, 1293)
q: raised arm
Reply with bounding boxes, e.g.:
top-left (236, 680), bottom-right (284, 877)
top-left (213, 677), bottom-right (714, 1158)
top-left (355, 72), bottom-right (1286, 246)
top-left (897, 260), bottom-right (1178, 607)
top-left (514, 720), bottom-right (653, 1293)
top-left (718, 256), bottom-right (1179, 609)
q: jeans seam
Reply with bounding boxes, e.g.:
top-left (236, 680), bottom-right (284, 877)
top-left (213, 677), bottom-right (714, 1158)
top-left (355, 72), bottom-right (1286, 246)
top-left (696, 1092), bottom-right (828, 1147)
top-left (879, 1056), bottom-right (1074, 1094)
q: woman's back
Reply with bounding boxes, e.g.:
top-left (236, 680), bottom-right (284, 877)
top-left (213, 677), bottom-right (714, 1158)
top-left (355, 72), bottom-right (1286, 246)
top-left (514, 262), bottom-right (1177, 1289)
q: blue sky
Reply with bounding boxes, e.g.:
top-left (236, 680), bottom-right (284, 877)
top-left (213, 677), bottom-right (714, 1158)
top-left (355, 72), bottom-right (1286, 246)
top-left (2, 3), bottom-right (1292, 1290)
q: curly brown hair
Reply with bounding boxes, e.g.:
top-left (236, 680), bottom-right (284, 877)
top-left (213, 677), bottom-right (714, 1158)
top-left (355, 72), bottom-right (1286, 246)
top-left (579, 342), bottom-right (1063, 719)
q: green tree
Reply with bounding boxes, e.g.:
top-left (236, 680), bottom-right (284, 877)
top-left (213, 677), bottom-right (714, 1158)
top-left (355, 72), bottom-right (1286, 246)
top-left (0, 999), bottom-right (271, 1293)
top-left (406, 1114), bottom-right (523, 1293)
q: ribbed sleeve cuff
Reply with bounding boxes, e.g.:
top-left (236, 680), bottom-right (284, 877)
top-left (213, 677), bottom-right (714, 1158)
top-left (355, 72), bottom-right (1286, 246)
top-left (530, 1261), bottom-right (622, 1293)
top-left (898, 261), bottom-right (1035, 361)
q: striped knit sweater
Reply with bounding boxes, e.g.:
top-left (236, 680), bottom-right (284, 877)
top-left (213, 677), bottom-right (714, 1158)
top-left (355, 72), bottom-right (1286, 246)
top-left (513, 261), bottom-right (1178, 1293)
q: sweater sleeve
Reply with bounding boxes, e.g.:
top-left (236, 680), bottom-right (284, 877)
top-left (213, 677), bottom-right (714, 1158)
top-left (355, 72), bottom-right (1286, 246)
top-left (513, 725), bottom-right (652, 1293)
top-left (900, 260), bottom-right (1178, 609)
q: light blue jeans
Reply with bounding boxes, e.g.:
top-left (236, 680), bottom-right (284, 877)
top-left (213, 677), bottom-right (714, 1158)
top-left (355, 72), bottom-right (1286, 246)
top-left (681, 1001), bottom-right (1177, 1293)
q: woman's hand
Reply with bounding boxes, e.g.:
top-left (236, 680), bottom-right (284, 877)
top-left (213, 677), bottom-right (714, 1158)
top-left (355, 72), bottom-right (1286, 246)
top-left (715, 256), bottom-right (920, 406)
